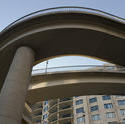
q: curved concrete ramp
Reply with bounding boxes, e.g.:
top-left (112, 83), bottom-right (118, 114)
top-left (27, 71), bottom-right (125, 104)
top-left (0, 7), bottom-right (125, 89)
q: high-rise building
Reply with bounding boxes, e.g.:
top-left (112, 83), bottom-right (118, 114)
top-left (41, 95), bottom-right (125, 124)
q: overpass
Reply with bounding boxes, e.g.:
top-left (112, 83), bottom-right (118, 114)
top-left (0, 7), bottom-right (125, 124)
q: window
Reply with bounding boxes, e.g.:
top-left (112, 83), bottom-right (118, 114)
top-left (43, 114), bottom-right (48, 120)
top-left (76, 107), bottom-right (84, 113)
top-left (89, 97), bottom-right (97, 103)
top-left (76, 99), bottom-right (83, 105)
top-left (120, 109), bottom-right (125, 115)
top-left (104, 103), bottom-right (113, 109)
top-left (77, 116), bottom-right (85, 123)
top-left (91, 114), bottom-right (100, 121)
top-left (118, 100), bottom-right (125, 105)
top-left (90, 105), bottom-right (98, 112)
top-left (102, 95), bottom-right (111, 100)
top-left (44, 101), bottom-right (48, 105)
top-left (75, 96), bottom-right (79, 98)
top-left (43, 106), bottom-right (48, 112)
top-left (106, 112), bottom-right (116, 118)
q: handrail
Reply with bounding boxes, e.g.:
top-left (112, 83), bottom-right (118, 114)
top-left (32, 65), bottom-right (125, 75)
top-left (33, 65), bottom-right (115, 71)
top-left (1, 6), bottom-right (125, 33)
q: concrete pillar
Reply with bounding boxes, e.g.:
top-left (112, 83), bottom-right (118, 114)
top-left (0, 47), bottom-right (35, 124)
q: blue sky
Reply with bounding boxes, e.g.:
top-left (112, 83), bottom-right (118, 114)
top-left (0, 0), bottom-right (125, 31)
top-left (1, 0), bottom-right (125, 69)
top-left (33, 56), bottom-right (107, 69)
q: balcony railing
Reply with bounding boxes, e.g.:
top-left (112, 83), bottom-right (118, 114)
top-left (60, 114), bottom-right (72, 118)
top-left (2, 6), bottom-right (125, 33)
top-left (49, 102), bottom-right (58, 108)
top-left (31, 105), bottom-right (42, 111)
top-left (50, 118), bottom-right (57, 122)
top-left (60, 105), bottom-right (72, 110)
top-left (50, 109), bottom-right (58, 114)
top-left (34, 112), bottom-right (42, 116)
top-left (59, 98), bottom-right (72, 102)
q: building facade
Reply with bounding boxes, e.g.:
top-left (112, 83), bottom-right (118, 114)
top-left (41, 95), bottom-right (125, 124)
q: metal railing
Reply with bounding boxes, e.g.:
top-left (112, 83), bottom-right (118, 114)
top-left (1, 6), bottom-right (125, 33)
top-left (32, 65), bottom-right (125, 75)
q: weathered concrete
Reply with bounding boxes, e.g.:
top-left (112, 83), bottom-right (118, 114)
top-left (0, 47), bottom-right (34, 124)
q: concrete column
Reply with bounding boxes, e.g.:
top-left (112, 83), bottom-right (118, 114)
top-left (0, 47), bottom-right (35, 124)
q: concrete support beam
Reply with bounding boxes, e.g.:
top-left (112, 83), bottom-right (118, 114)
top-left (0, 47), bottom-right (35, 124)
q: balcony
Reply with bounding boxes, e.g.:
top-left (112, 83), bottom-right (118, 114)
top-left (60, 105), bottom-right (72, 112)
top-left (49, 117), bottom-right (58, 123)
top-left (34, 112), bottom-right (42, 116)
top-left (50, 109), bottom-right (58, 115)
top-left (60, 98), bottom-right (72, 102)
top-left (31, 104), bottom-right (42, 111)
top-left (62, 105), bottom-right (71, 109)
top-left (62, 114), bottom-right (71, 118)
top-left (59, 119), bottom-right (73, 124)
top-left (49, 113), bottom-right (58, 123)
top-left (49, 100), bottom-right (58, 108)
top-left (59, 113), bottom-right (73, 120)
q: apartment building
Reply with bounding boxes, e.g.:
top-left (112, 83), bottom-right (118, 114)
top-left (41, 96), bottom-right (125, 124)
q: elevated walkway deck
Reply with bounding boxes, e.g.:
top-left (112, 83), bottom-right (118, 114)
top-left (27, 70), bottom-right (125, 104)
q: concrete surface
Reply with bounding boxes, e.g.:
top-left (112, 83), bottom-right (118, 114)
top-left (0, 47), bottom-right (34, 124)
top-left (27, 71), bottom-right (125, 104)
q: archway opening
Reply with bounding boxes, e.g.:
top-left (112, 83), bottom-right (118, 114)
top-left (32, 55), bottom-right (111, 75)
